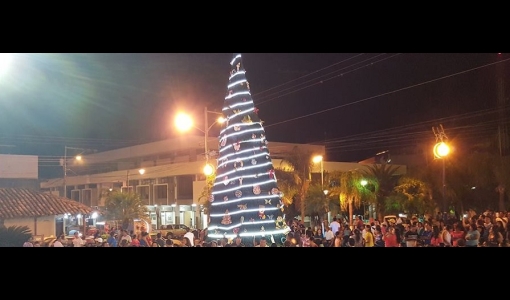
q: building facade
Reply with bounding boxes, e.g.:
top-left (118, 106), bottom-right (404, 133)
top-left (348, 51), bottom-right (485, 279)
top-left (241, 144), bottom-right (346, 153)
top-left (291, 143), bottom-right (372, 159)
top-left (40, 136), bottom-right (406, 230)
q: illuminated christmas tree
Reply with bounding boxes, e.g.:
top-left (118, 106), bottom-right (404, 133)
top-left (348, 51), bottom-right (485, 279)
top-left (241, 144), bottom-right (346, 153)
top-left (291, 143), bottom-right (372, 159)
top-left (207, 53), bottom-right (290, 244)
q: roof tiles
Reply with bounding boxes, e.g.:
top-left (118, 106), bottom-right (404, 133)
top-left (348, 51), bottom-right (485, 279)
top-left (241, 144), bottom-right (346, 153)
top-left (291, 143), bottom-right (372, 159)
top-left (0, 188), bottom-right (93, 219)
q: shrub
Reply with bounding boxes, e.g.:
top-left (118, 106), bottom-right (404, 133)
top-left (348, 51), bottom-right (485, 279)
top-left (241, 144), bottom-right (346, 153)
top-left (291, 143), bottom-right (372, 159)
top-left (0, 225), bottom-right (32, 247)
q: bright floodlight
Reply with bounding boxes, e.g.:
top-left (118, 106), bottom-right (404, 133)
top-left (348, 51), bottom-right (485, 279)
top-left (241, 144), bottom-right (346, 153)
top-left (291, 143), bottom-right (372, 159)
top-left (138, 168), bottom-right (145, 175)
top-left (434, 142), bottom-right (450, 158)
top-left (91, 212), bottom-right (98, 219)
top-left (312, 155), bottom-right (323, 163)
top-left (75, 155), bottom-right (82, 161)
top-left (203, 163), bottom-right (214, 176)
top-left (0, 53), bottom-right (13, 76)
top-left (360, 179), bottom-right (368, 186)
top-left (175, 112), bottom-right (193, 132)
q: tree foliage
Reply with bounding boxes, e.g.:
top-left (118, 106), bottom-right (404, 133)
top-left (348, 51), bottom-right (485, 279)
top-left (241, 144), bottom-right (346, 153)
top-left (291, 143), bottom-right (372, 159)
top-left (277, 146), bottom-right (314, 221)
top-left (392, 176), bottom-right (434, 215)
top-left (304, 183), bottom-right (330, 216)
top-left (362, 164), bottom-right (401, 220)
top-left (104, 190), bottom-right (149, 230)
top-left (0, 225), bottom-right (32, 247)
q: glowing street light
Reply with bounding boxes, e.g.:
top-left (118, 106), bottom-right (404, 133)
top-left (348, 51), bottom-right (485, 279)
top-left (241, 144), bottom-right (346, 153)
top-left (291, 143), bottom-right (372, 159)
top-left (312, 155), bottom-right (324, 190)
top-left (434, 141), bottom-right (450, 213)
top-left (433, 141), bottom-right (450, 158)
top-left (62, 146), bottom-right (87, 198)
top-left (433, 125), bottom-right (450, 213)
top-left (125, 168), bottom-right (146, 190)
top-left (175, 107), bottom-right (225, 172)
top-left (203, 164), bottom-right (214, 176)
top-left (176, 107), bottom-right (224, 230)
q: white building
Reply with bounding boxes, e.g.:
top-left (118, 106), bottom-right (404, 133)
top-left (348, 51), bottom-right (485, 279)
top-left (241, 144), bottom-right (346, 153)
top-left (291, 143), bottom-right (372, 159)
top-left (40, 135), bottom-right (406, 230)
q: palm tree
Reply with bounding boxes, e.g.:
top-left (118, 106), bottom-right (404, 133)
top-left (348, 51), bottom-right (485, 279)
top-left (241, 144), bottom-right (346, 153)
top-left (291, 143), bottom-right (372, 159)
top-left (304, 183), bottom-right (330, 227)
top-left (274, 168), bottom-right (301, 221)
top-left (278, 146), bottom-right (314, 223)
top-left (338, 170), bottom-right (375, 226)
top-left (0, 225), bottom-right (32, 247)
top-left (104, 190), bottom-right (149, 230)
top-left (362, 164), bottom-right (402, 220)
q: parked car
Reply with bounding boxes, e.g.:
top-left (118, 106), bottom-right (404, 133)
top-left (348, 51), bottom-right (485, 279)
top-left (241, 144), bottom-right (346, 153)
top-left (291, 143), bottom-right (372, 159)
top-left (152, 224), bottom-right (190, 239)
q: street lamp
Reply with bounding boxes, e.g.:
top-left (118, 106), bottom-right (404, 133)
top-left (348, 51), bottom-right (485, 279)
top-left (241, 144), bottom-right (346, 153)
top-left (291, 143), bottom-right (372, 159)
top-left (434, 141), bottom-right (450, 213)
top-left (312, 155), bottom-right (324, 190)
top-left (360, 179), bottom-right (368, 219)
top-left (175, 106), bottom-right (225, 173)
top-left (62, 146), bottom-right (86, 198)
top-left (175, 107), bottom-right (225, 229)
top-left (125, 168), bottom-right (146, 191)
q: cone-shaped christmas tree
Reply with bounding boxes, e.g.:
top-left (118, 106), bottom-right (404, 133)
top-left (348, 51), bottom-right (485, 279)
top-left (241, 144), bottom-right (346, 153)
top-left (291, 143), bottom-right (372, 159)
top-left (207, 53), bottom-right (290, 244)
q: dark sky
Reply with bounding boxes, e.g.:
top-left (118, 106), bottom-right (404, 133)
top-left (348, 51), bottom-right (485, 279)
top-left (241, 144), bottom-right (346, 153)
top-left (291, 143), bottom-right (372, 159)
top-left (0, 53), bottom-right (508, 165)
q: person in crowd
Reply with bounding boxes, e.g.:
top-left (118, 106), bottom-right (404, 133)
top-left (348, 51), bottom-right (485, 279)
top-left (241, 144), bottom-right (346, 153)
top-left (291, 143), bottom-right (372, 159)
top-left (353, 229), bottom-right (364, 247)
top-left (364, 224), bottom-right (375, 247)
top-left (383, 226), bottom-right (399, 247)
top-left (53, 235), bottom-right (65, 247)
top-left (465, 223), bottom-right (480, 247)
top-left (72, 231), bottom-right (84, 247)
top-left (255, 236), bottom-right (269, 247)
top-left (329, 217), bottom-right (341, 236)
top-left (107, 231), bottom-right (118, 247)
top-left (429, 225), bottom-right (442, 247)
top-left (404, 223), bottom-right (419, 247)
top-left (232, 235), bottom-right (245, 247)
top-left (23, 236), bottom-right (34, 247)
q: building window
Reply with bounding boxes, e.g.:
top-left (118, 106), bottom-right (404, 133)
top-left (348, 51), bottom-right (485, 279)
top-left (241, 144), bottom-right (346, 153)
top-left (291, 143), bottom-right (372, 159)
top-left (154, 184), bottom-right (168, 206)
top-left (71, 190), bottom-right (80, 202)
top-left (137, 185), bottom-right (150, 205)
top-left (176, 175), bottom-right (193, 199)
top-left (82, 189), bottom-right (92, 207)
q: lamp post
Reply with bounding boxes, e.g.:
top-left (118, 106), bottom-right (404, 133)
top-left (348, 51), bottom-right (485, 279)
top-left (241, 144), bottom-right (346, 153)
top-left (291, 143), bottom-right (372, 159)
top-left (62, 146), bottom-right (85, 198)
top-left (125, 168), bottom-right (146, 192)
top-left (433, 125), bottom-right (450, 214)
top-left (175, 106), bottom-right (225, 169)
top-left (175, 106), bottom-right (225, 229)
top-left (312, 155), bottom-right (324, 190)
top-left (434, 141), bottom-right (450, 213)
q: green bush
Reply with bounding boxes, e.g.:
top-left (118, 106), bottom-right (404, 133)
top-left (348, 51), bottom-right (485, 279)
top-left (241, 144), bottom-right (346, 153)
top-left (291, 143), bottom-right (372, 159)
top-left (0, 226), bottom-right (32, 247)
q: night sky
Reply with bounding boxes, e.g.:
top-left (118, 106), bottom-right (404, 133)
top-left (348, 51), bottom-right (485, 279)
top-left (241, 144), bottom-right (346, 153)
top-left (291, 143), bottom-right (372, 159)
top-left (0, 53), bottom-right (508, 169)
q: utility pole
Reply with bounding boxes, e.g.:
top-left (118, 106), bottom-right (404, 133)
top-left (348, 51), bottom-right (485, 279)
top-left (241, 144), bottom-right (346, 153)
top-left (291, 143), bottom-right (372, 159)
top-left (432, 125), bottom-right (449, 214)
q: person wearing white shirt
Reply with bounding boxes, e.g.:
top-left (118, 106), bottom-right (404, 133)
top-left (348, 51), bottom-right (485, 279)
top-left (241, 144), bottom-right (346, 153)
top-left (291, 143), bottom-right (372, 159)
top-left (184, 229), bottom-right (195, 246)
top-left (324, 227), bottom-right (334, 246)
top-left (119, 230), bottom-right (132, 246)
top-left (53, 235), bottom-right (65, 247)
top-left (329, 217), bottom-right (341, 235)
top-left (72, 232), bottom-right (84, 247)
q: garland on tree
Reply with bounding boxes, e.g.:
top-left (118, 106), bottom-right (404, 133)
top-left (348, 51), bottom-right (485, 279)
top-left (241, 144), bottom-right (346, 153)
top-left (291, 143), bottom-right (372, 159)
top-left (207, 53), bottom-right (290, 243)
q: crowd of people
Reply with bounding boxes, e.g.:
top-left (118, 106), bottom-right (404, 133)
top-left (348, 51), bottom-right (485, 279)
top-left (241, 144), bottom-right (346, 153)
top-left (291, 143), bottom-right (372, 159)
top-left (308, 210), bottom-right (510, 247)
top-left (23, 209), bottom-right (509, 247)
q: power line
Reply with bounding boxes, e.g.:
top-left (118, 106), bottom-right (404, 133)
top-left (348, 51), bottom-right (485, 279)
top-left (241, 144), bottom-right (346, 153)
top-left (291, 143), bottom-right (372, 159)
top-left (265, 56), bottom-right (510, 129)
